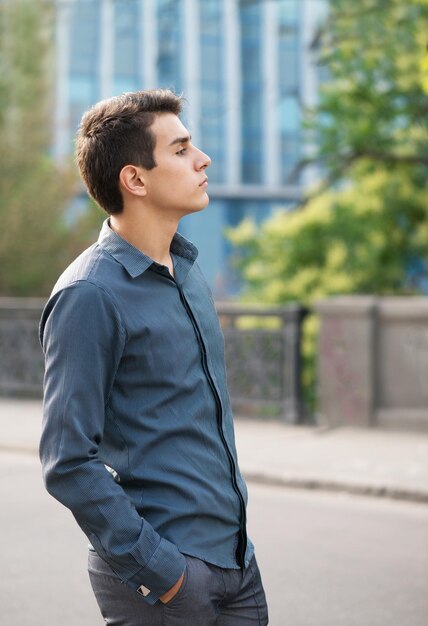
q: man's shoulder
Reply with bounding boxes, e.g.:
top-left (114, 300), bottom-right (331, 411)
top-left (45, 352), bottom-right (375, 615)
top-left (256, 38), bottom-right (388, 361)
top-left (52, 243), bottom-right (118, 295)
top-left (40, 244), bottom-right (126, 345)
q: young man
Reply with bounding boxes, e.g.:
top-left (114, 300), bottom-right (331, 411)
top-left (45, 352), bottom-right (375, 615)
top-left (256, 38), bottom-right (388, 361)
top-left (39, 89), bottom-right (268, 625)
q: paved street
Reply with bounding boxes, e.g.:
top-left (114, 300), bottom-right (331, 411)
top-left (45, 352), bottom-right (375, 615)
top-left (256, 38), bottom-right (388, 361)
top-left (2, 450), bottom-right (428, 626)
top-left (1, 451), bottom-right (101, 625)
top-left (248, 484), bottom-right (428, 626)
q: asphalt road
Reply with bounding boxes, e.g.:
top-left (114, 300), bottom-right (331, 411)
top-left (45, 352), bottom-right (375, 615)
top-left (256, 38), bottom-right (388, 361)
top-left (1, 451), bottom-right (428, 626)
top-left (248, 484), bottom-right (428, 626)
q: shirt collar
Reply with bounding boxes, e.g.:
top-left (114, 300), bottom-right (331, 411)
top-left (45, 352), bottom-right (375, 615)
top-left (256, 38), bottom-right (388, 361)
top-left (97, 218), bottom-right (198, 280)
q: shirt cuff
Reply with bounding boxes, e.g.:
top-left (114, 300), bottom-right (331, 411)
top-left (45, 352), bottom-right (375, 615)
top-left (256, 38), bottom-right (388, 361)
top-left (127, 538), bottom-right (187, 605)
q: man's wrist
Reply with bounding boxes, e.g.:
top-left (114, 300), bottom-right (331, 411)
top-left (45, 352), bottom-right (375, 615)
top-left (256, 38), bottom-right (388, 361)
top-left (130, 537), bottom-right (187, 603)
top-left (159, 570), bottom-right (185, 604)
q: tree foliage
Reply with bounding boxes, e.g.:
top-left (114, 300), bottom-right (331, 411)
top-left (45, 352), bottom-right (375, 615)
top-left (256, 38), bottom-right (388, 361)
top-left (0, 0), bottom-right (80, 296)
top-left (228, 165), bottom-right (428, 304)
top-left (304, 0), bottom-right (428, 189)
top-left (229, 0), bottom-right (428, 304)
top-left (228, 0), bottom-right (428, 412)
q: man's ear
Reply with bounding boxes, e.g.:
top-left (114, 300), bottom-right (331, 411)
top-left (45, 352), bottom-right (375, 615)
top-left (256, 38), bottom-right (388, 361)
top-left (119, 165), bottom-right (147, 197)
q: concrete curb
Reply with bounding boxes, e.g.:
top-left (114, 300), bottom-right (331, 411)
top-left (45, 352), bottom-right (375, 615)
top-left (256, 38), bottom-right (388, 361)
top-left (2, 442), bottom-right (427, 506)
top-left (241, 471), bottom-right (428, 505)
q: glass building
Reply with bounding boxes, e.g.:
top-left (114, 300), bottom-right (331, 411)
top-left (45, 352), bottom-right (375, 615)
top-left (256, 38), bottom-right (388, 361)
top-left (54, 0), bottom-right (327, 296)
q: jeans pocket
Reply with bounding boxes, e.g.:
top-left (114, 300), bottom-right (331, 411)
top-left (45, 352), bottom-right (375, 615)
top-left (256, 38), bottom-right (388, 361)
top-left (162, 556), bottom-right (221, 626)
top-left (88, 549), bottom-right (119, 579)
top-left (162, 559), bottom-right (189, 607)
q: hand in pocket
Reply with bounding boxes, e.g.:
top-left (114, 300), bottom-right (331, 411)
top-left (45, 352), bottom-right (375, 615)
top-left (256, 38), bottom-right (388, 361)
top-left (160, 570), bottom-right (186, 604)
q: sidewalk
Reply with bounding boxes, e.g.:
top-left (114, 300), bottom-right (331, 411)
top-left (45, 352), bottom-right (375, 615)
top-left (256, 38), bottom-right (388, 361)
top-left (1, 398), bottom-right (428, 504)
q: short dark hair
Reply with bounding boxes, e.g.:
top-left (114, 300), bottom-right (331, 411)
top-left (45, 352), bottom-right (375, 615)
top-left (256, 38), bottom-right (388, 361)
top-left (75, 89), bottom-right (183, 214)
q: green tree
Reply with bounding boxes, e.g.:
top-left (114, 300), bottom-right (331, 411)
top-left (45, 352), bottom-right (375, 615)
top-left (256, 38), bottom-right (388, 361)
top-left (228, 0), bottom-right (428, 412)
top-left (0, 0), bottom-right (79, 296)
top-left (302, 0), bottom-right (428, 191)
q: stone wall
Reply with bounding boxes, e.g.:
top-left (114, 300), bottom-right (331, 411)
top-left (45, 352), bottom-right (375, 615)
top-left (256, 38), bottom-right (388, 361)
top-left (315, 296), bottom-right (428, 431)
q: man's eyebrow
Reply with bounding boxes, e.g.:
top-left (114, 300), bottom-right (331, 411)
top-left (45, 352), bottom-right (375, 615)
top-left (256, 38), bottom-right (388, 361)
top-left (168, 134), bottom-right (191, 146)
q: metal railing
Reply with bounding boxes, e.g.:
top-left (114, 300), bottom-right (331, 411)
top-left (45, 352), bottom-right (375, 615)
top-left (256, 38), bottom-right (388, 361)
top-left (0, 298), bottom-right (308, 422)
top-left (0, 298), bottom-right (46, 397)
top-left (216, 302), bottom-right (308, 422)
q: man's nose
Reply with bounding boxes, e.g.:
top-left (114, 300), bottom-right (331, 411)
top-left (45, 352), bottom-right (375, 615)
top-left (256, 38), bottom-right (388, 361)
top-left (196, 148), bottom-right (211, 170)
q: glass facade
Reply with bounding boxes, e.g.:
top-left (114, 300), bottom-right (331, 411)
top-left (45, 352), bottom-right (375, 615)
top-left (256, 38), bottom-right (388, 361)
top-left (198, 0), bottom-right (225, 183)
top-left (239, 1), bottom-right (263, 184)
top-left (278, 0), bottom-right (301, 183)
top-left (157, 0), bottom-right (183, 93)
top-left (69, 0), bottom-right (100, 135)
top-left (113, 0), bottom-right (141, 94)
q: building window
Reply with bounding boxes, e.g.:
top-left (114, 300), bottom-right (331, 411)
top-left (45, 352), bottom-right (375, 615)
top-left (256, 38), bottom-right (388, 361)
top-left (157, 0), bottom-right (183, 93)
top-left (277, 0), bottom-right (301, 183)
top-left (278, 0), bottom-right (300, 27)
top-left (69, 0), bottom-right (100, 135)
top-left (199, 0), bottom-right (225, 183)
top-left (240, 1), bottom-right (263, 184)
top-left (113, 0), bottom-right (141, 94)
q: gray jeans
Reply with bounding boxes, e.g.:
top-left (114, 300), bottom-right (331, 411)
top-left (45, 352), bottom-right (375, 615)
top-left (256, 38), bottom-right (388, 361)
top-left (88, 550), bottom-right (269, 625)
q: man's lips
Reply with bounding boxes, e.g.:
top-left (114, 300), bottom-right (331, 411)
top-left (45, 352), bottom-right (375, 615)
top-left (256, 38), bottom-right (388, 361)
top-left (199, 177), bottom-right (208, 187)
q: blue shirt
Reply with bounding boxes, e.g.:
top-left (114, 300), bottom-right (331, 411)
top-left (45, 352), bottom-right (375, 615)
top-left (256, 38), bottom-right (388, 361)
top-left (39, 219), bottom-right (253, 604)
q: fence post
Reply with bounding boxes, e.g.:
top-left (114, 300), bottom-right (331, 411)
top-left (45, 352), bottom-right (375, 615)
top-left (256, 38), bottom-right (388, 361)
top-left (282, 304), bottom-right (309, 424)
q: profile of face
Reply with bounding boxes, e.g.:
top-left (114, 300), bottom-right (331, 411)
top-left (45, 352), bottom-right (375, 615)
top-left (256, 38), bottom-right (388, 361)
top-left (132, 113), bottom-right (212, 218)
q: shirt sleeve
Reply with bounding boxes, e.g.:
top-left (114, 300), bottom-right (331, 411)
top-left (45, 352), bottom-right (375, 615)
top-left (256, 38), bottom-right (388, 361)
top-left (39, 280), bottom-right (186, 604)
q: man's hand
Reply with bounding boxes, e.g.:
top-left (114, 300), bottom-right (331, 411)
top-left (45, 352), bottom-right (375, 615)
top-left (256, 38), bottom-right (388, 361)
top-left (159, 571), bottom-right (185, 604)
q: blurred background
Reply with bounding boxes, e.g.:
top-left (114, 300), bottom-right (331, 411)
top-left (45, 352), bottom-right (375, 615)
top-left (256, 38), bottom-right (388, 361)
top-left (1, 0), bottom-right (330, 298)
top-left (1, 0), bottom-right (428, 425)
top-left (1, 2), bottom-right (428, 625)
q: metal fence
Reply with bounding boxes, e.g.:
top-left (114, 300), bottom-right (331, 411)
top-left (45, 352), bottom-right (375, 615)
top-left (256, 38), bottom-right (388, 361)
top-left (0, 298), bottom-right (45, 397)
top-left (217, 303), bottom-right (308, 422)
top-left (0, 298), bottom-right (308, 422)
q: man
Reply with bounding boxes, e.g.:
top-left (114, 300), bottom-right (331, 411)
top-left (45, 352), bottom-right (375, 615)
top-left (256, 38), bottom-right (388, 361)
top-left (39, 89), bottom-right (268, 625)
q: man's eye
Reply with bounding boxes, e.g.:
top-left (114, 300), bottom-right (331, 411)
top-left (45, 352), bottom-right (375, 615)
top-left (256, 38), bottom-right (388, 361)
top-left (176, 148), bottom-right (187, 156)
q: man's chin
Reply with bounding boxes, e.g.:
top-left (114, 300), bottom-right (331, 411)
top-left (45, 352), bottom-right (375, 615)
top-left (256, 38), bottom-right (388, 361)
top-left (186, 195), bottom-right (210, 214)
top-left (200, 193), bottom-right (210, 209)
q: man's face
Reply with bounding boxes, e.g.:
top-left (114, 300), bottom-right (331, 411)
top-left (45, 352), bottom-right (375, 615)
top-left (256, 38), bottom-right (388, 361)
top-left (141, 113), bottom-right (211, 217)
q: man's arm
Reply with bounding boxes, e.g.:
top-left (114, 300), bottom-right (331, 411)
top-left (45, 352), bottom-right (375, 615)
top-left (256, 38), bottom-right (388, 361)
top-left (40, 281), bottom-right (185, 605)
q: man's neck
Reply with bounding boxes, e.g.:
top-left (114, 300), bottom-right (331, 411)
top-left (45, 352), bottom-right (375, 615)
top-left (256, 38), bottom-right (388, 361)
top-left (109, 209), bottom-right (178, 276)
